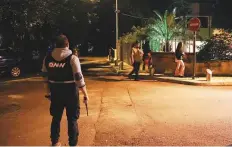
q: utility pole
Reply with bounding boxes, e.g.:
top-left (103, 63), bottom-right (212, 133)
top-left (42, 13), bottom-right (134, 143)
top-left (115, 0), bottom-right (119, 60)
top-left (115, 0), bottom-right (123, 69)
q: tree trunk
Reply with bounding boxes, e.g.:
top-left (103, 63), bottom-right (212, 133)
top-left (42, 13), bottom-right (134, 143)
top-left (165, 41), bottom-right (169, 52)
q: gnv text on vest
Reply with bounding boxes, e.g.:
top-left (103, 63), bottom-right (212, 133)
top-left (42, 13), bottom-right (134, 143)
top-left (49, 62), bottom-right (66, 68)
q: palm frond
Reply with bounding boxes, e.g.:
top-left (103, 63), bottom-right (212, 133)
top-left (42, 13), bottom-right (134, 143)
top-left (153, 10), bottom-right (163, 21)
top-left (147, 8), bottom-right (187, 52)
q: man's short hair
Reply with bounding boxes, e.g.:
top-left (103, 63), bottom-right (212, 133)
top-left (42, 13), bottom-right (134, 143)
top-left (55, 35), bottom-right (69, 48)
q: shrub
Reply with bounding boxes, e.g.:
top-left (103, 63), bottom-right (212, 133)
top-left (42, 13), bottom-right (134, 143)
top-left (197, 29), bottom-right (232, 62)
top-left (120, 26), bottom-right (147, 44)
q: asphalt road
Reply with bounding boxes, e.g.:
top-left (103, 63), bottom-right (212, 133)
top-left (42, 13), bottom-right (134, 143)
top-left (0, 57), bottom-right (232, 146)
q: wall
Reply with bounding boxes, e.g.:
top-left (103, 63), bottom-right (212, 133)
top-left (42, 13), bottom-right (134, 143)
top-left (120, 43), bottom-right (133, 65)
top-left (151, 52), bottom-right (232, 76)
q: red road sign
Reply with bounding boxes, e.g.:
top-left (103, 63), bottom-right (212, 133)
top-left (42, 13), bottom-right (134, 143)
top-left (188, 17), bottom-right (201, 32)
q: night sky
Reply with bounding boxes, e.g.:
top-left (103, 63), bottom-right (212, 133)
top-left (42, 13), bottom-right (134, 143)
top-left (117, 0), bottom-right (231, 46)
top-left (1, 0), bottom-right (231, 54)
top-left (92, 0), bottom-right (229, 50)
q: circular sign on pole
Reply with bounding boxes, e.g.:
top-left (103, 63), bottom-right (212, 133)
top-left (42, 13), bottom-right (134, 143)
top-left (188, 17), bottom-right (201, 32)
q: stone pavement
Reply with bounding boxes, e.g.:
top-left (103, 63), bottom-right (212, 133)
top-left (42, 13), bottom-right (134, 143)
top-left (109, 61), bottom-right (232, 86)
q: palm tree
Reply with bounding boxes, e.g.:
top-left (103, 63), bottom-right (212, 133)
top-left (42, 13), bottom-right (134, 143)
top-left (147, 8), bottom-right (186, 52)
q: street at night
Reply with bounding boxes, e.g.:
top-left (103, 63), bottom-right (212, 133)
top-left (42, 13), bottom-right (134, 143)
top-left (0, 57), bottom-right (232, 146)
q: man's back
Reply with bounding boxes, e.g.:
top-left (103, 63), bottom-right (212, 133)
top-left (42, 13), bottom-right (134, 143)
top-left (41, 35), bottom-right (89, 146)
top-left (132, 48), bottom-right (142, 62)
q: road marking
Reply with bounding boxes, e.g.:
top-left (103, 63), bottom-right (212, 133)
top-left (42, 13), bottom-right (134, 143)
top-left (8, 95), bottom-right (24, 99)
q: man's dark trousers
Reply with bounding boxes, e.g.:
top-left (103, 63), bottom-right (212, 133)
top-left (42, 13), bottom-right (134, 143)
top-left (50, 83), bottom-right (80, 146)
top-left (129, 61), bottom-right (141, 80)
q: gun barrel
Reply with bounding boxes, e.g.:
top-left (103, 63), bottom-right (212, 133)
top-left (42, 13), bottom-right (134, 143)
top-left (84, 96), bottom-right (88, 116)
top-left (85, 103), bottom-right (88, 116)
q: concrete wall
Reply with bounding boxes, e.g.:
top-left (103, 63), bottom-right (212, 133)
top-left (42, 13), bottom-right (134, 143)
top-left (151, 52), bottom-right (232, 76)
top-left (121, 43), bottom-right (133, 65)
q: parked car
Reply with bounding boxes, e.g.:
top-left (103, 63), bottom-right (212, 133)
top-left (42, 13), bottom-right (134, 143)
top-left (0, 48), bottom-right (23, 77)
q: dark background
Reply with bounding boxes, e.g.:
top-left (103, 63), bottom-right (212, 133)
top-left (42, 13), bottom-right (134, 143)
top-left (0, 0), bottom-right (230, 57)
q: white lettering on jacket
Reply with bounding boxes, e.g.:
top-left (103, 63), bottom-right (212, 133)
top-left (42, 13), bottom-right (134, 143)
top-left (49, 62), bottom-right (66, 68)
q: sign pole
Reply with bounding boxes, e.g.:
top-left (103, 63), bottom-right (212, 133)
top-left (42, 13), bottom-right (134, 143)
top-left (192, 31), bottom-right (196, 79)
top-left (188, 17), bottom-right (200, 80)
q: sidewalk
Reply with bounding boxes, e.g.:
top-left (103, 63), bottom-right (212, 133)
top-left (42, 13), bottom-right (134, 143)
top-left (109, 61), bottom-right (148, 75)
top-left (109, 61), bottom-right (232, 86)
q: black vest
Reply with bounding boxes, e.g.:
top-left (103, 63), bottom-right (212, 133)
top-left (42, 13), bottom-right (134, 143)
top-left (45, 54), bottom-right (74, 82)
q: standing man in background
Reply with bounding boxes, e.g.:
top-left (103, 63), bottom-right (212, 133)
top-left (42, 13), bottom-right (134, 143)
top-left (41, 35), bottom-right (89, 146)
top-left (128, 42), bottom-right (144, 81)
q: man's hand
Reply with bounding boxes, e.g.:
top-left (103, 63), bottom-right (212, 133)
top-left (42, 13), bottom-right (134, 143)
top-left (131, 58), bottom-right (134, 65)
top-left (83, 96), bottom-right (89, 104)
top-left (45, 94), bottom-right (51, 101)
top-left (83, 96), bottom-right (89, 116)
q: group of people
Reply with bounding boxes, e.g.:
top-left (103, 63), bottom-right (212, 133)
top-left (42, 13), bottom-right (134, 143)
top-left (128, 42), bottom-right (151, 81)
top-left (128, 41), bottom-right (186, 80)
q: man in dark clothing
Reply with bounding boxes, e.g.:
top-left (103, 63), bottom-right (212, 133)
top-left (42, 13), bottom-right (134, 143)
top-left (41, 35), bottom-right (89, 146)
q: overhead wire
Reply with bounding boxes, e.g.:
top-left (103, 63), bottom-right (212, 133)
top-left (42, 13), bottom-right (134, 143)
top-left (120, 12), bottom-right (149, 20)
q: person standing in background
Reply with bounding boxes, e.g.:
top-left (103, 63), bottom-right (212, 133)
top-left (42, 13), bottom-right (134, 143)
top-left (128, 42), bottom-right (144, 81)
top-left (174, 42), bottom-right (185, 77)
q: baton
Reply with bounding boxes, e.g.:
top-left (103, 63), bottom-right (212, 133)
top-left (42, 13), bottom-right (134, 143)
top-left (84, 96), bottom-right (88, 116)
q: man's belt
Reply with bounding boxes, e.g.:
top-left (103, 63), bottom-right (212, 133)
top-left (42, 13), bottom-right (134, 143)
top-left (48, 80), bottom-right (75, 84)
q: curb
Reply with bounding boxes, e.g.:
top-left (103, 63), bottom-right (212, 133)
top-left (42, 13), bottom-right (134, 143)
top-left (109, 63), bottom-right (232, 86)
top-left (153, 77), bottom-right (232, 86)
top-left (109, 62), bottom-right (150, 76)
top-left (108, 62), bottom-right (120, 75)
top-left (109, 65), bottom-right (131, 76)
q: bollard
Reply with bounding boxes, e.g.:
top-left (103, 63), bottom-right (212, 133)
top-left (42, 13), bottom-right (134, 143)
top-left (206, 69), bottom-right (212, 81)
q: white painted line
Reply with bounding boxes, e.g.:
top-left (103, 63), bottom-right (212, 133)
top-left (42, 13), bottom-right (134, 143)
top-left (8, 95), bottom-right (24, 99)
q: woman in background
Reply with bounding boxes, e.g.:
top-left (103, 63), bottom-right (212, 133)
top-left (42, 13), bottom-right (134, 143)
top-left (174, 42), bottom-right (185, 77)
